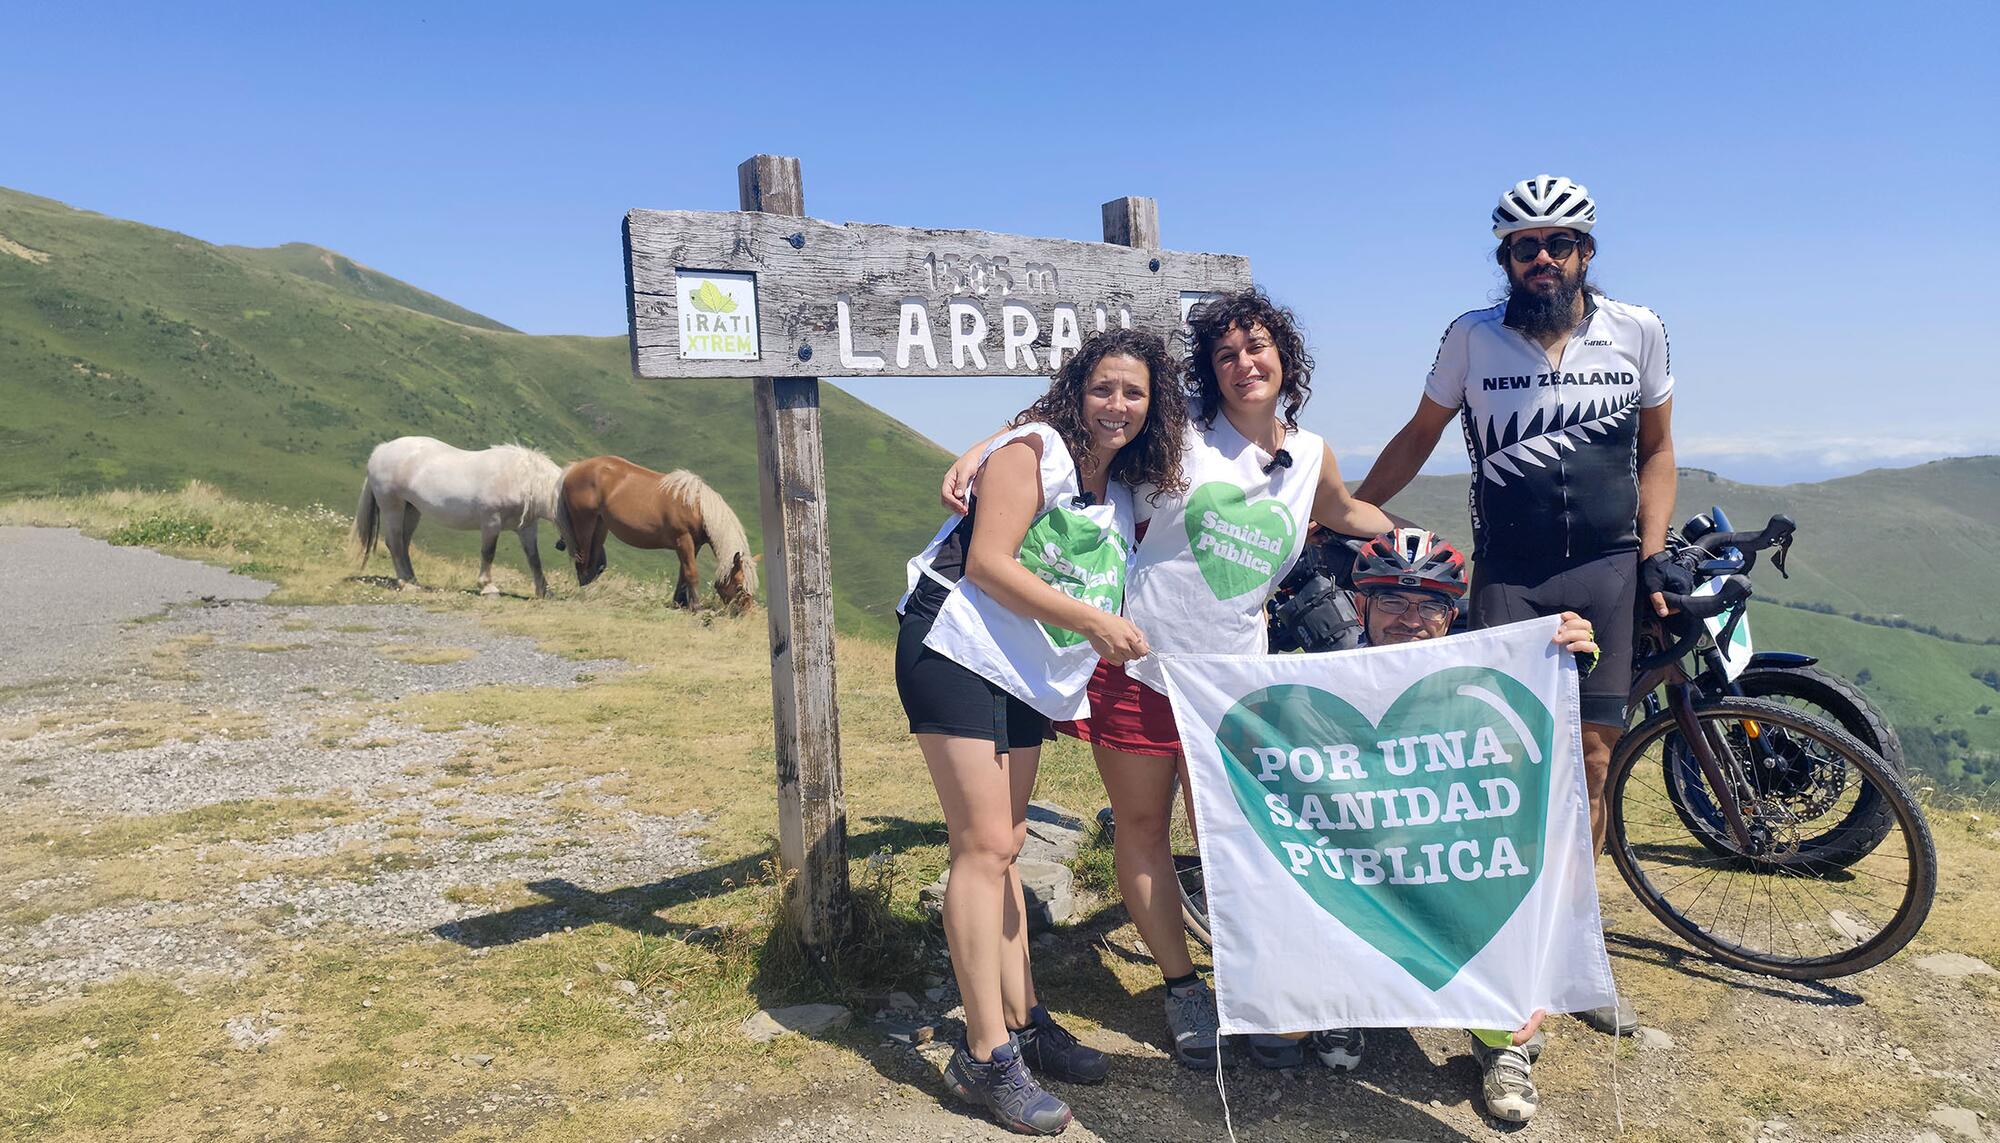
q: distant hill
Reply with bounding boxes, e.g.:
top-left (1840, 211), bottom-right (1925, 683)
top-left (0, 185), bottom-right (948, 638)
top-left (1377, 458), bottom-right (2000, 644)
top-left (1, 183), bottom-right (1994, 795)
top-left (223, 243), bottom-right (518, 333)
top-left (1375, 461), bottom-right (2000, 788)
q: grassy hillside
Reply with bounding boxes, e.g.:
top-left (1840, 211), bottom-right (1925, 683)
top-left (3, 182), bottom-right (1995, 794)
top-left (222, 242), bottom-right (518, 332)
top-left (0, 186), bottom-right (948, 638)
top-left (1379, 459), bottom-right (2000, 643)
top-left (1377, 464), bottom-right (2000, 794)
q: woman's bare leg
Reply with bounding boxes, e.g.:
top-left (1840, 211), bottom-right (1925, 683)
top-left (1095, 745), bottom-right (1194, 979)
top-left (920, 733), bottom-right (1029, 1059)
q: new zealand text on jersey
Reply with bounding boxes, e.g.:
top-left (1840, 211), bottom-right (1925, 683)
top-left (1481, 370), bottom-right (1636, 391)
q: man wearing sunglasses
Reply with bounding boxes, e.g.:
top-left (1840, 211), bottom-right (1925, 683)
top-left (1355, 173), bottom-right (1676, 1041)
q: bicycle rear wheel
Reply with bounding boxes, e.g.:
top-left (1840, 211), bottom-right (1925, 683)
top-left (1608, 698), bottom-right (1935, 979)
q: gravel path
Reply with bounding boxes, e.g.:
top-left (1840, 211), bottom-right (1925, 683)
top-left (0, 525), bottom-right (272, 689)
top-left (0, 528), bottom-right (706, 1000)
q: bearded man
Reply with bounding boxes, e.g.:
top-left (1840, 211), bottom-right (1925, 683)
top-left (1355, 174), bottom-right (1679, 1041)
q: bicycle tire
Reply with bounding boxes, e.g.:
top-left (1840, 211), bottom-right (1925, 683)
top-left (1609, 697), bottom-right (1935, 979)
top-left (1737, 664), bottom-right (1906, 774)
top-left (1663, 665), bottom-right (1899, 869)
top-left (1175, 853), bottom-right (1212, 948)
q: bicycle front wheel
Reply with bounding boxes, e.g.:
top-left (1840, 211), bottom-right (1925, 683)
top-left (1608, 698), bottom-right (1936, 979)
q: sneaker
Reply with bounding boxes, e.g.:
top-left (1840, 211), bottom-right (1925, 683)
top-left (1163, 979), bottom-right (1231, 1070)
top-left (1240, 1033), bottom-right (1307, 1069)
top-left (1469, 1030), bottom-right (1544, 1124)
top-left (1014, 1007), bottom-right (1109, 1085)
top-left (1305, 1027), bottom-right (1367, 1072)
top-left (944, 1036), bottom-right (1073, 1136)
top-left (1575, 997), bottom-right (1639, 1036)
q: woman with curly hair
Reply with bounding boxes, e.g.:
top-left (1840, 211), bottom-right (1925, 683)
top-left (897, 326), bottom-right (1185, 1135)
top-left (941, 288), bottom-right (1392, 1074)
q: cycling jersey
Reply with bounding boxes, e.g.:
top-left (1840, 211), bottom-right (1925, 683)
top-left (1423, 293), bottom-right (1673, 564)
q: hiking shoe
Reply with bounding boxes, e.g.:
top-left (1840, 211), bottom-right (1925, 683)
top-left (1306, 1027), bottom-right (1367, 1072)
top-left (1575, 997), bottom-right (1639, 1036)
top-left (1469, 1031), bottom-right (1544, 1123)
top-left (943, 1036), bottom-right (1073, 1135)
top-left (1014, 1007), bottom-right (1109, 1085)
top-left (1240, 1034), bottom-right (1307, 1069)
top-left (1164, 978), bottom-right (1231, 1069)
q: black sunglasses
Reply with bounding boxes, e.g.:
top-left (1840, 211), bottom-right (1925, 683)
top-left (1507, 234), bottom-right (1585, 263)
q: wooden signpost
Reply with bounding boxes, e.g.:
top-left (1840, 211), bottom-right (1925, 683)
top-left (623, 155), bottom-right (1251, 950)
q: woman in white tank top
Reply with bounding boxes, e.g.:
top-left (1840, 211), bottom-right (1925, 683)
top-left (940, 289), bottom-right (1395, 1069)
top-left (897, 329), bottom-right (1190, 1129)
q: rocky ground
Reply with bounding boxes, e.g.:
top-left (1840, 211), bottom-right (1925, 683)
top-left (0, 528), bottom-right (703, 1003)
top-left (3, 526), bottom-right (1998, 1142)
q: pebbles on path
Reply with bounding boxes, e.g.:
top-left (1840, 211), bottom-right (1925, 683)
top-left (0, 534), bottom-right (706, 997)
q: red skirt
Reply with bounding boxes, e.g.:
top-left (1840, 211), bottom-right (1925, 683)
top-left (1054, 659), bottom-right (1182, 757)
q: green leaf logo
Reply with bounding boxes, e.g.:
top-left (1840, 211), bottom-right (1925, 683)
top-left (689, 279), bottom-right (738, 314)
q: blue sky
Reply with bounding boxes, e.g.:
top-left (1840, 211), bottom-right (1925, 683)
top-left (5, 1), bottom-right (1996, 483)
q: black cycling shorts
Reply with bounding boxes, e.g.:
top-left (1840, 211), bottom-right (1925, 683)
top-left (895, 605), bottom-right (1051, 751)
top-left (1471, 551), bottom-right (1637, 728)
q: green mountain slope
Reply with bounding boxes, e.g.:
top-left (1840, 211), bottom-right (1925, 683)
top-left (3, 183), bottom-right (1995, 794)
top-left (223, 243), bottom-right (518, 332)
top-left (1373, 461), bottom-right (2000, 791)
top-left (1376, 460), bottom-right (2000, 643)
top-left (0, 185), bottom-right (947, 638)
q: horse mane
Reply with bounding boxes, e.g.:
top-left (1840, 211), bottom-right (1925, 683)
top-left (658, 469), bottom-right (757, 596)
top-left (491, 444), bottom-right (563, 529)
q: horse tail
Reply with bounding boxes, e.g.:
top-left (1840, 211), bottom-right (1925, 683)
top-left (350, 477), bottom-right (379, 568)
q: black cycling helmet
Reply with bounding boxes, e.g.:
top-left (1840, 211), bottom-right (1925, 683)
top-left (1351, 528), bottom-right (1469, 599)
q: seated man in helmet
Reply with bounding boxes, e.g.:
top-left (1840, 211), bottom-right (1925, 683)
top-left (1244, 527), bottom-right (1597, 1126)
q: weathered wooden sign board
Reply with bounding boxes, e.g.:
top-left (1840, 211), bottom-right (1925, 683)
top-left (625, 209), bottom-right (1250, 379)
top-left (623, 155), bottom-right (1252, 951)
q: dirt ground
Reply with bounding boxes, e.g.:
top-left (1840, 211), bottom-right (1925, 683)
top-left (3, 525), bottom-right (1998, 1143)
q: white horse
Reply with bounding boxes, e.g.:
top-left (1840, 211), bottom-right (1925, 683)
top-left (350, 437), bottom-right (565, 597)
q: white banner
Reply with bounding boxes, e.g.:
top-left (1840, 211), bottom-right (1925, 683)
top-left (1155, 617), bottom-right (1615, 1034)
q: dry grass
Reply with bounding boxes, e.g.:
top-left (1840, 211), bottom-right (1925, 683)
top-left (4, 482), bottom-right (1999, 1140)
top-left (3, 701), bottom-right (269, 752)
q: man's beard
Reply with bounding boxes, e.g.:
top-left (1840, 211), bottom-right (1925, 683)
top-left (1508, 263), bottom-right (1587, 338)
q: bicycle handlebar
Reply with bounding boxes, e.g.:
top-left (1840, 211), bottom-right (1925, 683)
top-left (1691, 514), bottom-right (1795, 557)
top-left (1632, 575), bottom-right (1753, 672)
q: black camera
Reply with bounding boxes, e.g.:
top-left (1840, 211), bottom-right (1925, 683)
top-left (1268, 569), bottom-right (1363, 653)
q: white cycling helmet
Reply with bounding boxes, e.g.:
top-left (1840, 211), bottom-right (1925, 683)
top-left (1492, 174), bottom-right (1596, 238)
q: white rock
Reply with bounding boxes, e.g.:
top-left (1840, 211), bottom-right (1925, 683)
top-left (1916, 953), bottom-right (1997, 979)
top-left (1926, 1106), bottom-right (1986, 1141)
top-left (740, 1003), bottom-right (851, 1043)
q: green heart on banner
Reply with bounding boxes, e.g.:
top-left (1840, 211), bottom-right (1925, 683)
top-left (1214, 666), bottom-right (1555, 991)
top-left (1017, 506), bottom-right (1126, 650)
top-left (1184, 481), bottom-right (1298, 600)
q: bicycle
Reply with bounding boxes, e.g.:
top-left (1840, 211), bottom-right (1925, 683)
top-left (1658, 506), bottom-right (1906, 780)
top-left (1609, 513), bottom-right (1935, 978)
top-left (1160, 516), bottom-right (1936, 980)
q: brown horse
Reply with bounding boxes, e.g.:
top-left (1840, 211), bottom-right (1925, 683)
top-left (555, 457), bottom-right (758, 612)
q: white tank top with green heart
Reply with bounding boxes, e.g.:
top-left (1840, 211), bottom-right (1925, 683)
top-left (1122, 416), bottom-right (1323, 695)
top-left (902, 423), bottom-right (1135, 721)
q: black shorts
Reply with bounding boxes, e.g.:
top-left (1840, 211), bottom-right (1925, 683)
top-left (1471, 551), bottom-right (1637, 728)
top-left (895, 606), bottom-right (1051, 751)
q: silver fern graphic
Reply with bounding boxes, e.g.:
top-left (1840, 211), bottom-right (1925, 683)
top-left (1479, 394), bottom-right (1639, 485)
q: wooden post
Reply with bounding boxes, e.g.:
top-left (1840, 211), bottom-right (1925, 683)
top-left (1101, 195), bottom-right (1161, 250)
top-left (741, 154), bottom-right (850, 948)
